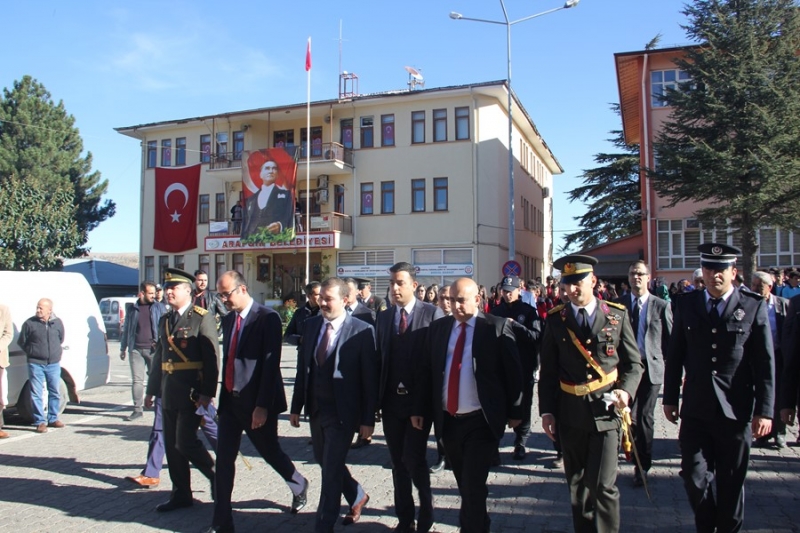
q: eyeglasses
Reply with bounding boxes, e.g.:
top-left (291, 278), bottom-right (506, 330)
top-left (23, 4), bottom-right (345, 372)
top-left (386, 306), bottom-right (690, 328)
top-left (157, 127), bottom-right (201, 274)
top-left (218, 286), bottom-right (241, 300)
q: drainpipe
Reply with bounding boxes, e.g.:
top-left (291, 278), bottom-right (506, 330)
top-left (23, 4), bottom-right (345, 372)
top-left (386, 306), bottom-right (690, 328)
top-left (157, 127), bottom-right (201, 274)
top-left (640, 53), bottom-right (652, 274)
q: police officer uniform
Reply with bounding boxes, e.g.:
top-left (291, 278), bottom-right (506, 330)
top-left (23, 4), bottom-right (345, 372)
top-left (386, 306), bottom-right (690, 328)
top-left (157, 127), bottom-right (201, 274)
top-left (490, 275), bottom-right (543, 459)
top-left (539, 255), bottom-right (643, 533)
top-left (146, 268), bottom-right (219, 511)
top-left (664, 243), bottom-right (774, 533)
top-left (358, 280), bottom-right (387, 314)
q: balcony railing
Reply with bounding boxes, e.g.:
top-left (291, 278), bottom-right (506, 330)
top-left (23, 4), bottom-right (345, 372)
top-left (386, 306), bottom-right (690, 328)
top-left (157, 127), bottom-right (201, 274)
top-left (208, 211), bottom-right (352, 236)
top-left (209, 152), bottom-right (243, 170)
top-left (299, 142), bottom-right (354, 166)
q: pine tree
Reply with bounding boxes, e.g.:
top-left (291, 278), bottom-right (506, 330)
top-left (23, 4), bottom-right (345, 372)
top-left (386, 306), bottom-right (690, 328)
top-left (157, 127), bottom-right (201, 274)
top-left (0, 75), bottom-right (115, 269)
top-left (562, 104), bottom-right (641, 252)
top-left (652, 0), bottom-right (800, 279)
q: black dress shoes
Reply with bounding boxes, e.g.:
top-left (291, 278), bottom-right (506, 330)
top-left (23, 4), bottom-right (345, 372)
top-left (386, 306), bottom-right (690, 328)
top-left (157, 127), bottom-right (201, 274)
top-left (291, 477), bottom-right (309, 514)
top-left (200, 525), bottom-right (234, 533)
top-left (156, 499), bottom-right (193, 512)
top-left (429, 456), bottom-right (446, 474)
top-left (512, 444), bottom-right (526, 460)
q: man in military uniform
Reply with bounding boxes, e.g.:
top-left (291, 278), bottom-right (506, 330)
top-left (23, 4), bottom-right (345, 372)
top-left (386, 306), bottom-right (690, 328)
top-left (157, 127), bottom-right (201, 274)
top-left (539, 255), bottom-right (643, 533)
top-left (490, 275), bottom-right (543, 460)
top-left (145, 268), bottom-right (219, 512)
top-left (664, 243), bottom-right (774, 533)
top-left (358, 280), bottom-right (387, 314)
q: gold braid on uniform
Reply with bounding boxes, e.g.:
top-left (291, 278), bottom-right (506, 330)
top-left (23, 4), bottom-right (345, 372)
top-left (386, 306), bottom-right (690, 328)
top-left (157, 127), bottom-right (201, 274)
top-left (548, 304), bottom-right (565, 315)
top-left (604, 301), bottom-right (626, 310)
top-left (193, 306), bottom-right (209, 316)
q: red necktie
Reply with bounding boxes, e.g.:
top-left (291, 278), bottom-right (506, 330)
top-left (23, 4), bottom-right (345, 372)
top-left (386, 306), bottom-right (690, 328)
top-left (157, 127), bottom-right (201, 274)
top-left (399, 308), bottom-right (408, 335)
top-left (446, 323), bottom-right (467, 416)
top-left (316, 323), bottom-right (333, 366)
top-left (224, 313), bottom-right (242, 393)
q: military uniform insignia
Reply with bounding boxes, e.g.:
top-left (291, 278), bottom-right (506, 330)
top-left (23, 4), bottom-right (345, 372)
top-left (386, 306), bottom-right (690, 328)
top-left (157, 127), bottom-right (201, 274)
top-left (608, 314), bottom-right (620, 326)
top-left (548, 303), bottom-right (565, 315)
top-left (605, 344), bottom-right (616, 356)
top-left (517, 314), bottom-right (526, 324)
top-left (193, 305), bottom-right (209, 316)
top-left (180, 340), bottom-right (188, 349)
top-left (605, 301), bottom-right (626, 310)
top-left (733, 308), bottom-right (745, 321)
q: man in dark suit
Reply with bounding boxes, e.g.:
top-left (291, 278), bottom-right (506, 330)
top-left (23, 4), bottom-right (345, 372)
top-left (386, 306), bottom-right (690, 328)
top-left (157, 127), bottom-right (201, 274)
top-left (539, 255), bottom-right (643, 533)
top-left (284, 281), bottom-right (322, 350)
top-left (412, 278), bottom-right (523, 533)
top-left (751, 271), bottom-right (789, 448)
top-left (345, 278), bottom-right (376, 327)
top-left (203, 271), bottom-right (309, 533)
top-left (377, 262), bottom-right (443, 532)
top-left (780, 292), bottom-right (800, 444)
top-left (616, 260), bottom-right (672, 487)
top-left (664, 243), bottom-right (774, 533)
top-left (242, 158), bottom-right (294, 238)
top-left (145, 268), bottom-right (219, 512)
top-left (290, 277), bottom-right (378, 533)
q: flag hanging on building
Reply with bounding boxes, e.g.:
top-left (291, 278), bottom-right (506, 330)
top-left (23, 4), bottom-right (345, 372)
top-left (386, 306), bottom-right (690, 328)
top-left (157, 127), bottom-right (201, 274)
top-left (154, 165), bottom-right (201, 253)
top-left (240, 148), bottom-right (298, 244)
top-left (305, 38), bottom-right (312, 71)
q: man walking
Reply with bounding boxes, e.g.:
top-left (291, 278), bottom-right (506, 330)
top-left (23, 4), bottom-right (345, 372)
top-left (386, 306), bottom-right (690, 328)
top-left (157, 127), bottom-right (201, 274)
top-left (19, 299), bottom-right (66, 433)
top-left (193, 269), bottom-right (228, 336)
top-left (377, 262), bottom-right (442, 532)
top-left (0, 303), bottom-right (13, 438)
top-left (290, 277), bottom-right (377, 532)
top-left (539, 255), bottom-right (643, 533)
top-left (664, 243), bottom-right (774, 533)
top-left (204, 271), bottom-right (309, 532)
top-left (413, 278), bottom-right (523, 533)
top-left (358, 280), bottom-right (387, 314)
top-left (616, 261), bottom-right (672, 487)
top-left (120, 281), bottom-right (167, 421)
top-left (284, 281), bottom-right (321, 350)
top-left (145, 268), bottom-right (219, 512)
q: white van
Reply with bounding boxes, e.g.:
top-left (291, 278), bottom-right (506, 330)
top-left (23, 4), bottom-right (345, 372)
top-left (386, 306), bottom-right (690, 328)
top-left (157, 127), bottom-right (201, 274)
top-left (99, 296), bottom-right (137, 340)
top-left (1, 271), bottom-right (110, 422)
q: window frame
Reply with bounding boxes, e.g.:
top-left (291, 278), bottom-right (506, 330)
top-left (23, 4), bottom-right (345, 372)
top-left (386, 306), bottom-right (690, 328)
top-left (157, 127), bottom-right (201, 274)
top-left (146, 141), bottom-right (157, 168)
top-left (411, 111), bottom-right (425, 144)
top-left (144, 256), bottom-right (154, 282)
top-left (360, 116), bottom-right (374, 148)
top-left (433, 177), bottom-right (448, 211)
top-left (199, 194), bottom-right (210, 224)
top-left (381, 181), bottom-right (395, 214)
top-left (215, 193), bottom-right (225, 221)
top-left (360, 182), bottom-right (374, 215)
top-left (433, 108), bottom-right (447, 142)
top-left (411, 178), bottom-right (426, 212)
top-left (200, 135), bottom-right (211, 163)
top-left (381, 114), bottom-right (395, 147)
top-left (232, 131), bottom-right (244, 161)
top-left (651, 69), bottom-right (691, 108)
top-left (175, 137), bottom-right (187, 166)
top-left (455, 106), bottom-right (470, 140)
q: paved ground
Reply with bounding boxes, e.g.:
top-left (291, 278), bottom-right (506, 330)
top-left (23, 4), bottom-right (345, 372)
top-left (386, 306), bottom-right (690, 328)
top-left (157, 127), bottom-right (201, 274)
top-left (1, 341), bottom-right (798, 532)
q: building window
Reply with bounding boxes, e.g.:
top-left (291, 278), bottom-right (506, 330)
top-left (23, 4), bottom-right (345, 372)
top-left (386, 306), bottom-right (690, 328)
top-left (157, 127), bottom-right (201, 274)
top-left (216, 132), bottom-right (228, 159)
top-left (159, 256), bottom-right (169, 282)
top-left (176, 137), bottom-right (186, 166)
top-left (144, 256), bottom-right (154, 282)
top-left (215, 193), bottom-right (225, 220)
top-left (174, 255), bottom-right (185, 271)
top-left (199, 254), bottom-right (210, 274)
top-left (411, 111), bottom-right (425, 144)
top-left (381, 114), bottom-right (395, 147)
top-left (274, 129), bottom-right (294, 150)
top-left (433, 108), bottom-right (447, 142)
top-left (360, 117), bottom-right (374, 148)
top-left (199, 194), bottom-right (210, 224)
top-left (301, 126), bottom-right (323, 157)
top-left (146, 141), bottom-right (157, 168)
top-left (335, 184), bottom-right (345, 214)
top-left (360, 183), bottom-right (374, 215)
top-left (381, 181), bottom-right (395, 214)
top-left (215, 254), bottom-right (226, 284)
top-left (200, 135), bottom-right (211, 163)
top-left (233, 131), bottom-right (244, 160)
top-left (412, 179), bottom-right (426, 212)
top-left (341, 119), bottom-right (354, 149)
top-left (161, 139), bottom-right (172, 167)
top-left (411, 248), bottom-right (474, 286)
top-left (433, 177), bottom-right (448, 211)
top-left (651, 69), bottom-right (691, 108)
top-left (233, 253), bottom-right (244, 275)
top-left (455, 106), bottom-right (470, 140)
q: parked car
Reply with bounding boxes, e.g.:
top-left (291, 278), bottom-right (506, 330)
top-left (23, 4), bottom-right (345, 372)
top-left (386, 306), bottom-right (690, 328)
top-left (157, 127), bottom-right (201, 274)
top-left (1, 271), bottom-right (110, 423)
top-left (99, 296), bottom-right (137, 340)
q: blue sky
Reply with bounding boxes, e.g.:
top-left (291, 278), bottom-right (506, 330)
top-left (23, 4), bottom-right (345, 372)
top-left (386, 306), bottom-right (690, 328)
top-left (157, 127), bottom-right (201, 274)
top-left (2, 0), bottom-right (690, 254)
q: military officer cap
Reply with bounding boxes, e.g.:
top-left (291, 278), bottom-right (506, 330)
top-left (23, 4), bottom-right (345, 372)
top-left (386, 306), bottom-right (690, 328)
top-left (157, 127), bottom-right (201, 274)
top-left (163, 268), bottom-right (195, 288)
top-left (501, 276), bottom-right (521, 291)
top-left (357, 279), bottom-right (371, 290)
top-left (698, 242), bottom-right (740, 269)
top-left (553, 254), bottom-right (598, 284)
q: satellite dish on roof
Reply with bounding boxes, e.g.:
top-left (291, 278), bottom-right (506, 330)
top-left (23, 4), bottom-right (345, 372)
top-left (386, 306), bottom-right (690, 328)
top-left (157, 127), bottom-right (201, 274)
top-left (404, 66), bottom-right (425, 90)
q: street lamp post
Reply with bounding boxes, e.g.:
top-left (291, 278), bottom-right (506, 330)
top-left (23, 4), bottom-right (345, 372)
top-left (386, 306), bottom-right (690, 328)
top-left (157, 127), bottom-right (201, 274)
top-left (450, 0), bottom-right (579, 262)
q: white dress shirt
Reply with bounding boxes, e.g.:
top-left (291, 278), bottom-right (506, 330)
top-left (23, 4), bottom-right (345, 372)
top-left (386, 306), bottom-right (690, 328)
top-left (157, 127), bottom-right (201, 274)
top-left (442, 316), bottom-right (481, 414)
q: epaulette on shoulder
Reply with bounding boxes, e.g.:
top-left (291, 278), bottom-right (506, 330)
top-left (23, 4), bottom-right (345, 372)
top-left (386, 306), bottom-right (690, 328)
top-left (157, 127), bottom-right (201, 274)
top-left (605, 301), bottom-right (626, 310)
top-left (548, 303), bottom-right (565, 315)
top-left (193, 305), bottom-right (209, 316)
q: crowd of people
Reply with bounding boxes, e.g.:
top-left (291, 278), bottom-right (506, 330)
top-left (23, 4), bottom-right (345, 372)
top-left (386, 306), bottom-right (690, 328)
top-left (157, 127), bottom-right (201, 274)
top-left (2, 246), bottom-right (799, 533)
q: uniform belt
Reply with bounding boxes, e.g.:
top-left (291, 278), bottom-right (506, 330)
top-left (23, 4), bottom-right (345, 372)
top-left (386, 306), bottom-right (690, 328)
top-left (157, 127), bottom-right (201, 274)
top-left (560, 368), bottom-right (618, 396)
top-left (162, 360), bottom-right (204, 374)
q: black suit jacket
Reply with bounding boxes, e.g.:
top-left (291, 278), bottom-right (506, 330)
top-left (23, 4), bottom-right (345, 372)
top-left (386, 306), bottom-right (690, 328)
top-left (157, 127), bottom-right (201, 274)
top-left (664, 289), bottom-right (774, 422)
top-left (243, 186), bottom-right (293, 237)
top-left (219, 301), bottom-right (287, 413)
top-left (615, 294), bottom-right (672, 385)
top-left (349, 301), bottom-right (376, 327)
top-left (415, 313), bottom-right (523, 440)
top-left (290, 314), bottom-right (378, 432)
top-left (376, 301), bottom-right (444, 408)
top-left (779, 294), bottom-right (800, 410)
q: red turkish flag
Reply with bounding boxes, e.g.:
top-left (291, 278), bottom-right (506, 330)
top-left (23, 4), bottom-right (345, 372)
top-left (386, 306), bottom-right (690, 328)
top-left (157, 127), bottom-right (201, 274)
top-left (154, 165), bottom-right (201, 253)
top-left (305, 38), bottom-right (312, 71)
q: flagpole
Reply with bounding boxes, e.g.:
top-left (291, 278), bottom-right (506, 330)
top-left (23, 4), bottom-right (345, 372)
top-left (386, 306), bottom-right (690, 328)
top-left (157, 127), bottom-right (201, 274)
top-left (304, 37), bottom-right (311, 286)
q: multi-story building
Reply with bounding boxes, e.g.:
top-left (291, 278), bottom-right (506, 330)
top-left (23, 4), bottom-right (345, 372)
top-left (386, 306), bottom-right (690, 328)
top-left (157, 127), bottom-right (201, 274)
top-left (116, 80), bottom-right (561, 302)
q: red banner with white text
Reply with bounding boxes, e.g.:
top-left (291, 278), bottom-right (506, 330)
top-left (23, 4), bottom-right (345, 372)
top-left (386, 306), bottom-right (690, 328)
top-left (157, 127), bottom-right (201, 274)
top-left (154, 165), bottom-right (200, 253)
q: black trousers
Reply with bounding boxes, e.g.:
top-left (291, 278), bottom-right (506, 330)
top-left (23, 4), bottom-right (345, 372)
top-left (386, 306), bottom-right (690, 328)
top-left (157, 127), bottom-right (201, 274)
top-left (310, 410), bottom-right (360, 533)
top-left (630, 370), bottom-right (661, 472)
top-left (162, 406), bottom-right (215, 503)
top-left (382, 404), bottom-right (434, 530)
top-left (442, 411), bottom-right (497, 533)
top-left (514, 377), bottom-right (535, 445)
top-left (679, 416), bottom-right (751, 533)
top-left (212, 397), bottom-right (297, 527)
top-left (560, 423), bottom-right (621, 533)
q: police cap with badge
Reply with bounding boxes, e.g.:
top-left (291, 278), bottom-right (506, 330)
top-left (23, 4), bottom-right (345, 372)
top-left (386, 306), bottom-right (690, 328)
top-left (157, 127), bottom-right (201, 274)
top-left (501, 276), bottom-right (521, 291)
top-left (553, 254), bottom-right (599, 283)
top-left (698, 243), bottom-right (740, 269)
